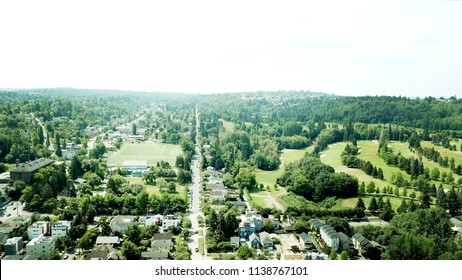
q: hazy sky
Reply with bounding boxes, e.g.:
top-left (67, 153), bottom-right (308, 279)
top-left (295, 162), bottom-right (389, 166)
top-left (1, 0), bottom-right (461, 97)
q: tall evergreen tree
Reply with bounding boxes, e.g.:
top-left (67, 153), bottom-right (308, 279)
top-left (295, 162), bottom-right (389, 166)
top-left (368, 197), bottom-right (378, 214)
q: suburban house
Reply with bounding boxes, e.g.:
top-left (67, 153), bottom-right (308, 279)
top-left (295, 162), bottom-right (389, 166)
top-left (320, 225), bottom-right (339, 251)
top-left (10, 158), bottom-right (54, 184)
top-left (299, 232), bottom-right (314, 250)
top-left (144, 215), bottom-right (162, 226)
top-left (352, 233), bottom-right (371, 252)
top-left (27, 221), bottom-right (51, 240)
top-left (4, 237), bottom-right (23, 255)
top-left (51, 220), bottom-right (72, 238)
top-left (209, 191), bottom-right (226, 203)
top-left (239, 220), bottom-right (256, 239)
top-left (309, 219), bottom-right (323, 231)
top-left (95, 236), bottom-right (121, 246)
top-left (266, 215), bottom-right (281, 230)
top-left (244, 210), bottom-right (264, 232)
top-left (141, 250), bottom-right (169, 260)
top-left (338, 232), bottom-right (354, 252)
top-left (162, 215), bottom-right (181, 230)
top-left (248, 233), bottom-right (260, 248)
top-left (259, 232), bottom-right (273, 250)
top-left (86, 245), bottom-right (115, 260)
top-left (229, 201), bottom-right (248, 212)
top-left (151, 240), bottom-right (174, 251)
top-left (110, 216), bottom-right (137, 233)
top-left (61, 143), bottom-right (82, 159)
top-left (152, 232), bottom-right (173, 242)
top-left (26, 234), bottom-right (56, 259)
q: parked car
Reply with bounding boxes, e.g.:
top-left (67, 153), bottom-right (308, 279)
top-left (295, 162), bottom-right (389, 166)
top-left (195, 248), bottom-right (199, 252)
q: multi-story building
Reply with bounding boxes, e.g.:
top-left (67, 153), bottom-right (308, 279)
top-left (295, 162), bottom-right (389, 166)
top-left (26, 234), bottom-right (56, 259)
top-left (162, 215), bottom-right (181, 230)
top-left (51, 220), bottom-right (72, 238)
top-left (27, 221), bottom-right (50, 240)
top-left (320, 224), bottom-right (339, 251)
top-left (10, 158), bottom-right (54, 184)
top-left (4, 237), bottom-right (23, 255)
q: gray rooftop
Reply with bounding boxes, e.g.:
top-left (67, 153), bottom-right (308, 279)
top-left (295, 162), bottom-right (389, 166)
top-left (95, 236), bottom-right (120, 244)
top-left (10, 158), bottom-right (54, 173)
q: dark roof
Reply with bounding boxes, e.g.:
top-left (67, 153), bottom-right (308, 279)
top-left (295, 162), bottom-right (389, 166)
top-left (0, 232), bottom-right (9, 245)
top-left (141, 250), bottom-right (169, 260)
top-left (152, 233), bottom-right (173, 241)
top-left (352, 233), bottom-right (371, 246)
top-left (299, 232), bottom-right (311, 243)
top-left (10, 158), bottom-right (54, 173)
top-left (86, 245), bottom-right (113, 260)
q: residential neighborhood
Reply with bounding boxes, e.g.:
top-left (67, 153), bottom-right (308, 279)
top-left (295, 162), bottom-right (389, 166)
top-left (0, 89), bottom-right (462, 262)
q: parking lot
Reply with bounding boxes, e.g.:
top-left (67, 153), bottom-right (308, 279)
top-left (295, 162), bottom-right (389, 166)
top-left (277, 234), bottom-right (302, 254)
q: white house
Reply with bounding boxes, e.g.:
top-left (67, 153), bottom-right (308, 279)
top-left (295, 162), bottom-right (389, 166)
top-left (162, 215), bottom-right (181, 230)
top-left (27, 221), bottom-right (50, 240)
top-left (51, 220), bottom-right (72, 238)
top-left (210, 191), bottom-right (226, 203)
top-left (26, 234), bottom-right (56, 259)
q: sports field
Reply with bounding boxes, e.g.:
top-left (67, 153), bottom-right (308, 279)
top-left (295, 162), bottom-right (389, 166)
top-left (107, 143), bottom-right (182, 167)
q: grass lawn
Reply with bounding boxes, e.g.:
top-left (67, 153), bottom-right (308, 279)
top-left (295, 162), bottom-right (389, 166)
top-left (125, 177), bottom-right (186, 196)
top-left (220, 119), bottom-right (235, 132)
top-left (107, 143), bottom-right (181, 167)
top-left (421, 141), bottom-right (462, 166)
top-left (357, 141), bottom-right (411, 182)
top-left (320, 142), bottom-right (390, 189)
top-left (389, 141), bottom-right (461, 185)
top-left (255, 146), bottom-right (314, 187)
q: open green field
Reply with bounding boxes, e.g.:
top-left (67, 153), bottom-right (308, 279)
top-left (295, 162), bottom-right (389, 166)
top-left (421, 141), bottom-right (462, 166)
top-left (320, 142), bottom-right (390, 189)
top-left (357, 141), bottom-right (411, 182)
top-left (125, 177), bottom-right (186, 196)
top-left (255, 146), bottom-right (314, 187)
top-left (450, 140), bottom-right (461, 150)
top-left (248, 186), bottom-right (287, 211)
top-left (220, 119), bottom-right (235, 132)
top-left (107, 143), bottom-right (181, 167)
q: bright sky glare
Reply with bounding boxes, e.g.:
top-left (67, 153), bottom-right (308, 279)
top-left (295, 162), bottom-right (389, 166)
top-left (1, 0), bottom-right (461, 97)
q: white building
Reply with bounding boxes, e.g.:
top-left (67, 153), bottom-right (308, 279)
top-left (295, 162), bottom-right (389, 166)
top-left (162, 215), bottom-right (181, 230)
top-left (27, 221), bottom-right (50, 240)
top-left (51, 220), bottom-right (72, 238)
top-left (26, 234), bottom-right (56, 259)
top-left (320, 225), bottom-right (339, 251)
